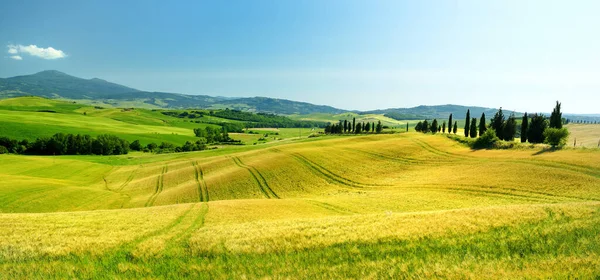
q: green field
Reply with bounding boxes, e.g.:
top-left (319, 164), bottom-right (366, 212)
top-left (1, 97), bottom-right (600, 278)
top-left (1, 126), bottom-right (600, 277)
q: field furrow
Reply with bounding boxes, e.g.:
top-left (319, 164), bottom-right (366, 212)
top-left (288, 152), bottom-right (381, 188)
top-left (231, 156), bottom-right (279, 199)
top-left (144, 165), bottom-right (168, 207)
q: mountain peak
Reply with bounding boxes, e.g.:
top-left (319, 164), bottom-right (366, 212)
top-left (33, 70), bottom-right (73, 78)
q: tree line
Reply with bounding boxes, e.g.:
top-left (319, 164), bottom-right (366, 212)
top-left (163, 108), bottom-right (326, 128)
top-left (0, 133), bottom-right (130, 155)
top-left (324, 118), bottom-right (383, 134)
top-left (414, 101), bottom-right (569, 147)
top-left (193, 126), bottom-right (241, 144)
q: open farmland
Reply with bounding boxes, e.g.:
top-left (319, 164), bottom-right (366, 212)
top-left (1, 132), bottom-right (600, 278)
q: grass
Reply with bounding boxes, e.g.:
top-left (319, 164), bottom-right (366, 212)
top-left (566, 123), bottom-right (600, 148)
top-left (2, 97), bottom-right (600, 277)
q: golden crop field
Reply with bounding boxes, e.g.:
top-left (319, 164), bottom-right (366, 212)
top-left (1, 132), bottom-right (600, 278)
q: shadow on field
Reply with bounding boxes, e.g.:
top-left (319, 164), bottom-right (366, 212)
top-left (532, 147), bottom-right (560, 156)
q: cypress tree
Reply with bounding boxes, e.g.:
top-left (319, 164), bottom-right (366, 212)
top-left (343, 120), bottom-right (348, 133)
top-left (442, 121), bottom-right (446, 133)
top-left (479, 113), bottom-right (487, 136)
top-left (491, 108), bottom-right (505, 139)
top-left (415, 121), bottom-right (423, 132)
top-left (376, 120), bottom-right (383, 133)
top-left (453, 121), bottom-right (458, 134)
top-left (502, 114), bottom-right (517, 141)
top-left (470, 118), bottom-right (477, 138)
top-left (352, 117), bottom-right (356, 133)
top-left (464, 110), bottom-right (470, 137)
top-left (365, 122), bottom-right (371, 133)
top-left (355, 122), bottom-right (362, 134)
top-left (528, 114), bottom-right (547, 143)
top-left (431, 119), bottom-right (438, 134)
top-left (521, 113), bottom-right (528, 143)
top-left (422, 120), bottom-right (430, 133)
top-left (448, 114), bottom-right (453, 134)
top-left (549, 101), bottom-right (563, 128)
top-left (406, 122), bottom-right (409, 132)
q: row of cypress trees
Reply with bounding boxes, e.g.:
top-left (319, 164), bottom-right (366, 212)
top-left (325, 118), bottom-right (383, 134)
top-left (415, 101), bottom-right (565, 144)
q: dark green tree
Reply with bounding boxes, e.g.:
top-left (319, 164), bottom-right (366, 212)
top-left (479, 113), bottom-right (487, 136)
top-left (442, 121), bottom-right (446, 133)
top-left (355, 122), bottom-right (362, 134)
top-left (376, 121), bottom-right (383, 133)
top-left (431, 119), bottom-right (438, 134)
top-left (365, 122), bottom-right (371, 133)
top-left (415, 121), bottom-right (423, 132)
top-left (527, 114), bottom-right (547, 143)
top-left (502, 114), bottom-right (517, 141)
top-left (464, 110), bottom-right (470, 137)
top-left (352, 117), bottom-right (356, 133)
top-left (343, 120), bottom-right (348, 133)
top-left (469, 118), bottom-right (477, 138)
top-left (448, 114), bottom-right (453, 134)
top-left (129, 140), bottom-right (142, 151)
top-left (453, 121), bottom-right (458, 134)
top-left (490, 108), bottom-right (505, 139)
top-left (422, 120), bottom-right (430, 133)
top-left (549, 101), bottom-right (563, 128)
top-left (520, 113), bottom-right (529, 143)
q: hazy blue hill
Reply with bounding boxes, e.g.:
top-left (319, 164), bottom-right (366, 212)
top-left (0, 71), bottom-right (345, 114)
top-left (368, 105), bottom-right (520, 121)
top-left (0, 70), bottom-right (139, 99)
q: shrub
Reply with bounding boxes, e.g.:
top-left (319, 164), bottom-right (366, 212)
top-left (473, 129), bottom-right (500, 149)
top-left (543, 128), bottom-right (569, 148)
top-left (0, 146), bottom-right (8, 154)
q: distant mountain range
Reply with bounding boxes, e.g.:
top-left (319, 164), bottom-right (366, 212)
top-left (1, 70), bottom-right (598, 121)
top-left (0, 70), bottom-right (343, 115)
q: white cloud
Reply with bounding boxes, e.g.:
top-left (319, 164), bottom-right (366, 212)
top-left (7, 46), bottom-right (18, 54)
top-left (6, 44), bottom-right (67, 60)
top-left (10, 55), bottom-right (22, 60)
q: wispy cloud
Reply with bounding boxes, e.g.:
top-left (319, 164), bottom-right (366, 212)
top-left (6, 44), bottom-right (67, 60)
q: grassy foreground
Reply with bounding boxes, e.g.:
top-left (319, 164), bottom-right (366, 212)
top-left (1, 132), bottom-right (599, 278)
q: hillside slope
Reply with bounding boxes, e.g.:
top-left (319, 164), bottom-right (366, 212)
top-left (1, 133), bottom-right (599, 277)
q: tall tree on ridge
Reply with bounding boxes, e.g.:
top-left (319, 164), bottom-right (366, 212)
top-left (521, 113), bottom-right (529, 143)
top-left (491, 108), bottom-right (505, 140)
top-left (470, 118), bottom-right (477, 138)
top-left (448, 114), bottom-right (453, 134)
top-left (453, 121), bottom-right (458, 134)
top-left (431, 119), bottom-right (438, 134)
top-left (550, 101), bottom-right (563, 128)
top-left (479, 113), bottom-right (487, 136)
top-left (442, 121), bottom-right (446, 133)
top-left (464, 110), bottom-right (470, 137)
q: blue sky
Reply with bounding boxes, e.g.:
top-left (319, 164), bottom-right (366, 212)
top-left (1, 0), bottom-right (599, 113)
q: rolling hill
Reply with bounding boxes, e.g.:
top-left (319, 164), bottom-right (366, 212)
top-left (0, 70), bottom-right (345, 114)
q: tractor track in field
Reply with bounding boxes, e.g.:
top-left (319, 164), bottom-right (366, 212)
top-left (503, 159), bottom-right (600, 179)
top-left (307, 200), bottom-right (358, 215)
top-left (289, 152), bottom-right (385, 188)
top-left (231, 156), bottom-right (279, 199)
top-left (145, 165), bottom-right (168, 207)
top-left (416, 184), bottom-right (592, 202)
top-left (116, 203), bottom-right (196, 255)
top-left (416, 138), bottom-right (600, 179)
top-left (342, 147), bottom-right (445, 166)
top-left (192, 161), bottom-right (209, 202)
top-left (116, 166), bottom-right (140, 192)
top-left (412, 138), bottom-right (472, 160)
top-left (166, 202), bottom-right (210, 253)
